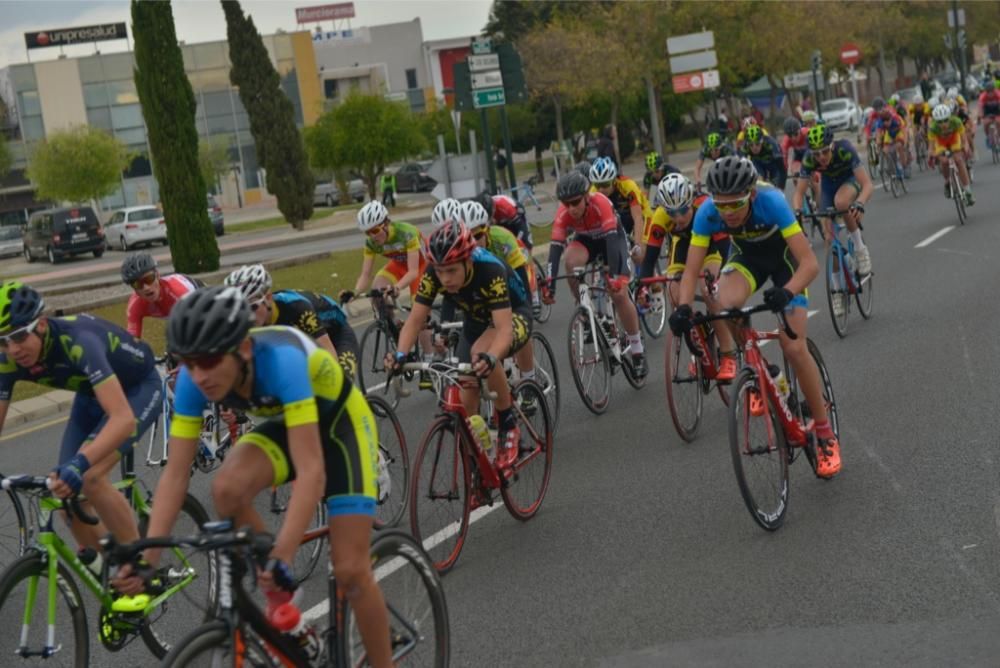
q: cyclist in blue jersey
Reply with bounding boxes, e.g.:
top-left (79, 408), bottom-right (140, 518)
top-left (0, 281), bottom-right (161, 555)
top-left (120, 286), bottom-right (393, 667)
top-left (668, 157), bottom-right (842, 478)
top-left (741, 125), bottom-right (788, 190)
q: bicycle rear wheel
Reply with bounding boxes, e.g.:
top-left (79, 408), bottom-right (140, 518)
top-left (531, 257), bottom-right (552, 323)
top-left (342, 530), bottom-right (450, 667)
top-left (409, 416), bottom-right (472, 574)
top-left (368, 395), bottom-right (409, 529)
top-left (0, 484), bottom-right (27, 571)
top-left (502, 380), bottom-right (553, 520)
top-left (825, 244), bottom-right (849, 338)
top-left (265, 486), bottom-right (326, 585)
top-left (529, 331), bottom-right (561, 433)
top-left (567, 307), bottom-right (612, 414)
top-left (358, 322), bottom-right (395, 396)
top-left (638, 285), bottom-right (667, 339)
top-left (161, 620), bottom-right (260, 667)
top-left (664, 330), bottom-right (703, 442)
top-left (728, 369), bottom-right (790, 531)
top-left (854, 262), bottom-right (874, 320)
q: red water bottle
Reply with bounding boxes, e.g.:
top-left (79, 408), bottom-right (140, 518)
top-left (268, 600), bottom-right (322, 664)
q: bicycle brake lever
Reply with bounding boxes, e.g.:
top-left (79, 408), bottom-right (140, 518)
top-left (778, 311), bottom-right (798, 340)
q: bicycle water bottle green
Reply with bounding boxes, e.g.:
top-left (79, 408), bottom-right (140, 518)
top-left (468, 415), bottom-right (493, 455)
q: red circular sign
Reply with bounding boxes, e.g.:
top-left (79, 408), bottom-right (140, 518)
top-left (36, 32), bottom-right (50, 46)
top-left (840, 42), bottom-right (861, 66)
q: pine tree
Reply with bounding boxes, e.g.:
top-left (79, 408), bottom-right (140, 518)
top-left (222, 0), bottom-right (314, 230)
top-left (132, 0), bottom-right (219, 273)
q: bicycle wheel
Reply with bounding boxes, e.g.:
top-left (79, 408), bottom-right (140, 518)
top-left (409, 416), bottom-right (472, 574)
top-left (342, 529), bottom-right (450, 667)
top-left (368, 395), bottom-right (409, 529)
top-left (531, 257), bottom-right (552, 324)
top-left (138, 493), bottom-right (218, 658)
top-left (502, 380), bottom-right (553, 520)
top-left (567, 307), bottom-right (612, 414)
top-left (0, 552), bottom-right (89, 666)
top-left (664, 329), bottom-right (703, 442)
top-left (854, 260), bottom-right (874, 320)
top-left (161, 620), bottom-right (240, 666)
top-left (953, 170), bottom-right (967, 225)
top-left (886, 156), bottom-right (900, 198)
top-left (358, 322), bottom-right (395, 395)
top-left (638, 286), bottom-right (667, 339)
top-left (0, 485), bottom-right (27, 570)
top-left (825, 244), bottom-right (849, 338)
top-left (728, 369), bottom-right (790, 531)
top-left (529, 331), bottom-right (561, 433)
top-left (265, 486), bottom-right (327, 585)
top-left (808, 338), bottom-right (839, 438)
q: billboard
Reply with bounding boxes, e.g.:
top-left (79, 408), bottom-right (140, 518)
top-left (296, 3), bottom-right (355, 23)
top-left (24, 22), bottom-right (127, 50)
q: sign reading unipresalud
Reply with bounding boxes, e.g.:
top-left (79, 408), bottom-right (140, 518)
top-left (24, 22), bottom-right (127, 49)
top-left (295, 2), bottom-right (355, 23)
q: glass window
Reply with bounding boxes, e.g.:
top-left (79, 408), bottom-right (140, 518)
top-left (202, 90), bottom-right (232, 117)
top-left (101, 53), bottom-right (134, 81)
top-left (128, 208), bottom-right (160, 222)
top-left (100, 188), bottom-right (126, 211)
top-left (21, 116), bottom-right (44, 140)
top-left (107, 80), bottom-right (138, 105)
top-left (206, 115), bottom-right (235, 134)
top-left (9, 66), bottom-right (36, 93)
top-left (181, 45), bottom-right (195, 72)
top-left (242, 144), bottom-right (259, 188)
top-left (405, 68), bottom-right (417, 90)
top-left (234, 111), bottom-right (250, 131)
top-left (188, 68), bottom-right (231, 92)
top-left (18, 90), bottom-right (41, 116)
top-left (323, 78), bottom-right (338, 99)
top-left (276, 58), bottom-right (294, 77)
top-left (192, 43), bottom-right (227, 70)
top-left (111, 104), bottom-right (144, 130)
top-left (83, 82), bottom-right (109, 108)
top-left (116, 127), bottom-right (147, 144)
top-left (87, 107), bottom-right (112, 130)
top-left (232, 95), bottom-right (246, 115)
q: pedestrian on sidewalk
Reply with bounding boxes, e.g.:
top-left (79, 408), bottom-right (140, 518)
top-left (380, 170), bottom-right (396, 207)
top-left (495, 147), bottom-right (509, 191)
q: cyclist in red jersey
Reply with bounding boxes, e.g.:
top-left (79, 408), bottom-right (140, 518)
top-left (121, 253), bottom-right (200, 339)
top-left (978, 80), bottom-right (1000, 148)
top-left (477, 192), bottom-right (533, 250)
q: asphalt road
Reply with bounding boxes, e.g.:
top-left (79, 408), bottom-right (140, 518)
top-left (2, 141), bottom-right (1000, 666)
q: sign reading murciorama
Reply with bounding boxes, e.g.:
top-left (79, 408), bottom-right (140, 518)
top-left (24, 22), bottom-right (127, 50)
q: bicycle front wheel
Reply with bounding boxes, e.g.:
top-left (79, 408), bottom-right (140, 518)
top-left (369, 394), bottom-right (410, 529)
top-left (854, 261), bottom-right (874, 320)
top-left (0, 484), bottom-right (27, 570)
top-left (502, 380), bottom-right (553, 520)
top-left (729, 369), bottom-right (790, 531)
top-left (161, 620), bottom-right (240, 666)
top-left (639, 287), bottom-right (667, 339)
top-left (825, 244), bottom-right (849, 338)
top-left (664, 329), bottom-right (703, 442)
top-left (266, 486), bottom-right (327, 585)
top-left (567, 307), bottom-right (612, 414)
top-left (952, 168), bottom-right (967, 225)
top-left (0, 552), bottom-right (89, 667)
top-left (342, 529), bottom-right (450, 667)
top-left (358, 322), bottom-right (395, 395)
top-left (529, 331), bottom-right (561, 433)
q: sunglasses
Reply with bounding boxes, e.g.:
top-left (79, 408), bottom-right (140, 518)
top-left (471, 226), bottom-right (489, 239)
top-left (178, 353), bottom-right (229, 371)
top-left (561, 196), bottom-right (585, 207)
top-left (365, 224), bottom-right (387, 237)
top-left (0, 319), bottom-right (39, 348)
top-left (666, 205), bottom-right (690, 217)
top-left (131, 273), bottom-right (157, 290)
top-left (714, 195), bottom-right (751, 212)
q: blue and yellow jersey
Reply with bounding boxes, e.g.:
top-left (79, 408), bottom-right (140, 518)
top-left (269, 289), bottom-right (349, 339)
top-left (691, 186), bottom-right (801, 249)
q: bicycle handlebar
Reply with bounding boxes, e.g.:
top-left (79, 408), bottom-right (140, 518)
top-left (101, 522), bottom-right (274, 565)
top-left (690, 302), bottom-right (798, 340)
top-left (1, 475), bottom-right (100, 525)
top-left (797, 208), bottom-right (852, 220)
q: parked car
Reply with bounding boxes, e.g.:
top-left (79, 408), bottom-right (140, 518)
top-left (207, 195), bottom-right (224, 236)
top-left (347, 178), bottom-right (367, 202)
top-left (105, 205), bottom-right (167, 251)
top-left (0, 226), bottom-right (23, 258)
top-left (313, 179), bottom-right (367, 207)
top-left (393, 162), bottom-right (436, 193)
top-left (819, 97), bottom-right (862, 131)
top-left (23, 206), bottom-right (105, 264)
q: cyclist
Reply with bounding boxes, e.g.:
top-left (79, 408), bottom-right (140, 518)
top-left (637, 174), bottom-right (738, 381)
top-left (476, 191), bottom-right (533, 250)
top-left (978, 80), bottom-right (1000, 149)
top-left (908, 93), bottom-right (931, 141)
top-left (0, 282), bottom-right (161, 566)
top-left (431, 197), bottom-right (463, 228)
top-left (542, 171), bottom-right (648, 379)
top-left (740, 125), bottom-right (787, 190)
top-left (668, 156), bottom-right (842, 479)
top-left (225, 264), bottom-right (359, 380)
top-left (929, 103), bottom-right (974, 205)
top-left (951, 93), bottom-right (976, 163)
top-left (390, 221), bottom-right (532, 469)
top-left (734, 116), bottom-right (768, 152)
top-left (694, 132), bottom-right (736, 188)
top-left (121, 252), bottom-right (200, 339)
top-left (644, 152), bottom-right (681, 207)
top-left (589, 157), bottom-right (652, 260)
top-left (800, 110), bottom-right (818, 128)
top-left (121, 286), bottom-right (393, 667)
top-left (873, 96), bottom-right (911, 178)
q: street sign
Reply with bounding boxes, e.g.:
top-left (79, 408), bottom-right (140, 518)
top-left (672, 69), bottom-right (720, 94)
top-left (468, 54), bottom-right (499, 72)
top-left (667, 31), bottom-right (714, 55)
top-left (473, 87), bottom-right (505, 109)
top-left (840, 42), bottom-right (861, 66)
top-left (471, 70), bottom-right (503, 90)
top-left (947, 8), bottom-right (965, 27)
top-left (471, 37), bottom-right (493, 55)
top-left (783, 71), bottom-right (814, 88)
top-left (669, 50), bottom-right (718, 74)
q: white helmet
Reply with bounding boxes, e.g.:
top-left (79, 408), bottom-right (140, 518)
top-left (657, 173), bottom-right (695, 211)
top-left (459, 200), bottom-right (489, 228)
top-left (356, 200), bottom-right (388, 232)
top-left (913, 93), bottom-right (923, 104)
top-left (932, 104), bottom-right (951, 122)
top-left (431, 198), bottom-right (462, 228)
top-left (224, 263), bottom-right (272, 302)
top-left (589, 157), bottom-right (617, 184)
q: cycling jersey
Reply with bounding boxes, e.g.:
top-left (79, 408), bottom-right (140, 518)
top-left (741, 136), bottom-right (787, 187)
top-left (979, 91), bottom-right (1000, 116)
top-left (875, 111), bottom-right (906, 139)
top-left (415, 246), bottom-right (529, 325)
top-left (929, 117), bottom-right (965, 155)
top-left (482, 225), bottom-right (527, 271)
top-left (551, 192), bottom-right (619, 242)
top-left (490, 194), bottom-right (532, 249)
top-left (639, 194), bottom-right (729, 278)
top-left (909, 102), bottom-right (931, 124)
top-left (125, 273), bottom-right (199, 338)
top-left (590, 177), bottom-right (653, 236)
top-left (363, 220), bottom-right (422, 264)
top-left (269, 289), bottom-right (359, 378)
top-left (171, 326), bottom-right (377, 516)
top-left (780, 128), bottom-right (809, 165)
top-left (800, 139), bottom-right (862, 183)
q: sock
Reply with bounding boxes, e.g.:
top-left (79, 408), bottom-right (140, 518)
top-left (814, 420), bottom-right (835, 440)
top-left (850, 229), bottom-right (865, 250)
top-left (520, 368), bottom-right (535, 381)
top-left (498, 407), bottom-right (516, 434)
top-left (628, 334), bottom-right (644, 355)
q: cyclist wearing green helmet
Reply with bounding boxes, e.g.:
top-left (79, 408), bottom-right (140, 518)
top-left (643, 151), bottom-right (681, 205)
top-left (740, 125), bottom-right (788, 190)
top-left (695, 132), bottom-right (735, 188)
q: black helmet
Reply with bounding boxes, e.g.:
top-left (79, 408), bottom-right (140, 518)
top-left (783, 117), bottom-right (802, 135)
top-left (705, 156), bottom-right (758, 195)
top-left (871, 96), bottom-right (886, 111)
top-left (557, 171), bottom-right (590, 202)
top-left (475, 191), bottom-right (495, 217)
top-left (0, 281), bottom-right (44, 334)
top-left (121, 252), bottom-right (157, 284)
top-left (573, 161), bottom-right (592, 179)
top-left (167, 286), bottom-right (254, 357)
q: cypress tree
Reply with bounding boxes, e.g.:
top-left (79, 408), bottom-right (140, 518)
top-left (222, 0), bottom-right (314, 230)
top-left (132, 0), bottom-right (219, 272)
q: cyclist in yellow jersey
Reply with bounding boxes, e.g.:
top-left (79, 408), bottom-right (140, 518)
top-left (589, 157), bottom-right (651, 261)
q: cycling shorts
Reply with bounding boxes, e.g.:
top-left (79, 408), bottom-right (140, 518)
top-left (329, 326), bottom-right (360, 381)
top-left (667, 234), bottom-right (729, 276)
top-left (59, 369), bottom-right (163, 465)
top-left (721, 240), bottom-right (808, 311)
top-left (376, 258), bottom-right (427, 298)
top-left (456, 305), bottom-right (532, 363)
top-left (236, 390), bottom-right (378, 518)
top-left (931, 135), bottom-right (963, 156)
top-left (569, 228), bottom-right (631, 278)
top-left (819, 175), bottom-right (861, 210)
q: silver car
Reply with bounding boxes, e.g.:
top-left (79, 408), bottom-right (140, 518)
top-left (820, 97), bottom-right (862, 131)
top-left (0, 225), bottom-right (23, 258)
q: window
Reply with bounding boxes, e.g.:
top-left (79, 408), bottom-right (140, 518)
top-left (110, 211), bottom-right (124, 224)
top-left (111, 104), bottom-right (144, 130)
top-left (124, 147), bottom-right (152, 178)
top-left (202, 90), bottom-right (232, 117)
top-left (18, 90), bottom-right (41, 116)
top-left (405, 68), bottom-right (417, 90)
top-left (188, 68), bottom-right (230, 92)
top-left (77, 57), bottom-right (105, 83)
top-left (323, 79), bottom-right (338, 99)
top-left (21, 116), bottom-right (44, 140)
top-left (87, 107), bottom-right (112, 130)
top-left (100, 53), bottom-right (134, 81)
top-left (107, 80), bottom-right (139, 105)
top-left (83, 83), bottom-right (109, 108)
top-left (115, 127), bottom-right (147, 145)
top-left (10, 66), bottom-right (36, 93)
top-left (128, 208), bottom-right (160, 222)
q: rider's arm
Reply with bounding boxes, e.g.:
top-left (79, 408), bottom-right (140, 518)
top-left (791, 174), bottom-right (809, 210)
top-left (853, 165), bottom-right (874, 205)
top-left (272, 420), bottom-right (325, 564)
top-left (76, 376), bottom-right (136, 465)
top-left (0, 399), bottom-right (9, 437)
top-left (629, 201), bottom-right (645, 247)
top-left (638, 243), bottom-right (661, 279)
top-left (693, 158), bottom-right (704, 184)
top-left (314, 333), bottom-right (337, 357)
top-left (396, 247), bottom-right (422, 292)
top-left (486, 306), bottom-right (514, 360)
top-left (677, 242), bottom-right (708, 306)
top-left (125, 296), bottom-right (143, 339)
top-left (353, 255), bottom-right (375, 293)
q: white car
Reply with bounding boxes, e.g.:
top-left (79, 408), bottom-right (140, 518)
top-left (105, 206), bottom-right (167, 251)
top-left (0, 225), bottom-right (23, 258)
top-left (820, 97), bottom-right (862, 131)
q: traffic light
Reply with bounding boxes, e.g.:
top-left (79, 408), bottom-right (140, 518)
top-left (811, 50), bottom-right (822, 71)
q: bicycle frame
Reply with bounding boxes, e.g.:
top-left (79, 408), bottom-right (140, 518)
top-left (736, 329), bottom-right (811, 449)
top-left (574, 266), bottom-right (626, 367)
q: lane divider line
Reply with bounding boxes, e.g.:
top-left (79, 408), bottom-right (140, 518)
top-left (915, 226), bottom-right (955, 248)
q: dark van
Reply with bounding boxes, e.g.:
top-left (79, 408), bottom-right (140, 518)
top-left (23, 206), bottom-right (106, 264)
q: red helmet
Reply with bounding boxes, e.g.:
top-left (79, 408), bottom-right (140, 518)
top-left (424, 220), bottom-right (476, 265)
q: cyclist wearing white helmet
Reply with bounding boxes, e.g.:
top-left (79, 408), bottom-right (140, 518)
top-left (929, 103), bottom-right (973, 204)
top-left (430, 198), bottom-right (463, 228)
top-left (588, 157), bottom-right (652, 260)
top-left (342, 200), bottom-right (425, 304)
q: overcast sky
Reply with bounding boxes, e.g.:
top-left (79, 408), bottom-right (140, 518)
top-left (0, 0), bottom-right (493, 69)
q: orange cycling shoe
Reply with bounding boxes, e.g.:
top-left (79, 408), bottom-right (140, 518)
top-left (717, 355), bottom-right (738, 382)
top-left (815, 437), bottom-right (842, 478)
top-left (748, 388), bottom-right (766, 417)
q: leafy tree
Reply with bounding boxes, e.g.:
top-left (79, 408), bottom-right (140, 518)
top-left (484, 1), bottom-right (585, 43)
top-left (0, 134), bottom-right (11, 181)
top-left (304, 92), bottom-right (425, 199)
top-left (132, 0), bottom-right (219, 273)
top-left (223, 0), bottom-right (314, 230)
top-left (198, 135), bottom-right (231, 193)
top-left (26, 126), bottom-right (129, 206)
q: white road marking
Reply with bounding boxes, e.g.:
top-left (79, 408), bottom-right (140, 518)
top-left (915, 226), bottom-right (955, 248)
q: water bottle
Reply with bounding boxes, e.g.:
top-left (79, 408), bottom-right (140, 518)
top-left (268, 600), bottom-right (322, 664)
top-left (767, 364), bottom-right (790, 404)
top-left (468, 415), bottom-right (493, 455)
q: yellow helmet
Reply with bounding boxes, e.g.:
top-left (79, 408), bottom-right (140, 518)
top-left (0, 281), bottom-right (44, 334)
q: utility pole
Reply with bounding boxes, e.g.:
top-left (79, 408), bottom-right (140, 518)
top-left (951, 1), bottom-right (969, 99)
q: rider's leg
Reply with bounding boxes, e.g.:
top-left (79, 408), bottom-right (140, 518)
top-left (778, 305), bottom-right (828, 427)
top-left (562, 241), bottom-right (590, 303)
top-left (75, 453), bottom-right (139, 548)
top-left (701, 256), bottom-right (736, 355)
top-left (210, 434), bottom-right (275, 533)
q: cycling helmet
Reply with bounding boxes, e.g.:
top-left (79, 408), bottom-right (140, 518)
top-left (745, 125), bottom-right (763, 143)
top-left (424, 220), bottom-right (476, 266)
top-left (121, 252), bottom-right (157, 284)
top-left (807, 124), bottom-right (834, 150)
top-left (431, 198), bottom-right (462, 228)
top-left (932, 104), bottom-right (951, 122)
top-left (871, 97), bottom-right (886, 111)
top-left (224, 264), bottom-right (272, 302)
top-left (0, 281), bottom-right (44, 334)
top-left (556, 171), bottom-right (590, 202)
top-left (459, 200), bottom-right (490, 229)
top-left (573, 161), bottom-right (592, 179)
top-left (589, 157), bottom-right (618, 184)
top-left (783, 117), bottom-right (802, 136)
top-left (741, 116), bottom-right (758, 129)
top-left (913, 93), bottom-right (924, 104)
top-left (706, 132), bottom-right (722, 149)
top-left (356, 200), bottom-right (388, 232)
top-left (657, 173), bottom-right (695, 211)
top-left (705, 156), bottom-right (757, 195)
top-left (474, 191), bottom-right (495, 217)
top-left (800, 110), bottom-right (818, 125)
top-left (166, 286), bottom-right (254, 357)
top-left (888, 94), bottom-right (899, 106)
top-left (645, 151), bottom-right (662, 171)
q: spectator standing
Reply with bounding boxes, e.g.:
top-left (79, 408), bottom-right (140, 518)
top-left (495, 147), bottom-right (509, 191)
top-left (380, 170), bottom-right (396, 207)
